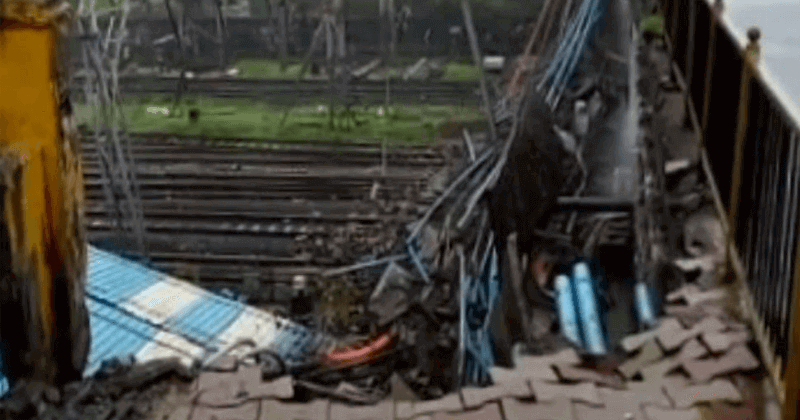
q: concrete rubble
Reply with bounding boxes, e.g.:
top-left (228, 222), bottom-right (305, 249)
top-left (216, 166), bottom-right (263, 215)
top-left (1, 4), bottom-right (785, 420)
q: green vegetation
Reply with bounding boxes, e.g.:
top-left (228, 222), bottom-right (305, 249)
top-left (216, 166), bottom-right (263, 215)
top-left (442, 63), bottom-right (481, 82)
top-left (74, 98), bottom-right (486, 145)
top-left (640, 15), bottom-right (665, 37)
top-left (232, 59), bottom-right (304, 80)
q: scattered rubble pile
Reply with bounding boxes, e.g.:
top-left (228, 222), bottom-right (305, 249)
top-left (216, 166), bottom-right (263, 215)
top-left (0, 286), bottom-right (774, 420)
top-left (0, 358), bottom-right (195, 420)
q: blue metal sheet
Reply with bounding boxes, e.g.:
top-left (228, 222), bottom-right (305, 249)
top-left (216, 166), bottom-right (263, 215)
top-left (166, 293), bottom-right (246, 348)
top-left (84, 298), bottom-right (158, 376)
top-left (87, 247), bottom-right (161, 303)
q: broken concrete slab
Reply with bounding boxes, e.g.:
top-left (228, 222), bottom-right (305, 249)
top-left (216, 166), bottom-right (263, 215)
top-left (683, 289), bottom-right (727, 307)
top-left (193, 371), bottom-right (244, 406)
top-left (644, 405), bottom-right (702, 420)
top-left (530, 380), bottom-right (602, 405)
top-left (553, 364), bottom-right (625, 389)
top-left (259, 399), bottom-right (329, 420)
top-left (396, 401), bottom-right (415, 419)
top-left (702, 330), bottom-right (751, 353)
top-left (664, 305), bottom-right (726, 328)
top-left (238, 368), bottom-right (294, 400)
top-left (667, 285), bottom-right (702, 303)
top-left (502, 397), bottom-right (575, 420)
top-left (413, 393), bottom-right (464, 416)
top-left (431, 402), bottom-right (504, 420)
top-left (192, 400), bottom-right (261, 420)
top-left (206, 355), bottom-right (238, 372)
top-left (618, 340), bottom-right (663, 379)
top-left (683, 211), bottom-right (725, 260)
top-left (658, 317), bottom-right (726, 352)
top-left (461, 382), bottom-right (533, 409)
top-left (664, 379), bottom-right (742, 408)
top-left (682, 344), bottom-right (760, 383)
top-left (672, 257), bottom-right (723, 289)
top-left (665, 159), bottom-right (692, 175)
top-left (330, 401), bottom-right (394, 420)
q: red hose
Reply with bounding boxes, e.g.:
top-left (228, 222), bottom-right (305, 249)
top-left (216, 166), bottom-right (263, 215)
top-left (322, 333), bottom-right (397, 367)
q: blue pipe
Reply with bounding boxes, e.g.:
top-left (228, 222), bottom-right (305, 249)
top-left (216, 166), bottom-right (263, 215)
top-left (572, 262), bottom-right (607, 355)
top-left (635, 281), bottom-right (656, 327)
top-left (555, 274), bottom-right (582, 346)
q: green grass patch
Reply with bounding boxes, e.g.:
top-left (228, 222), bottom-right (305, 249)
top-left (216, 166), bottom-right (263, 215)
top-left (74, 98), bottom-right (486, 145)
top-left (442, 63), bottom-right (482, 82)
top-left (232, 59), bottom-right (304, 80)
top-left (640, 15), bottom-right (664, 37)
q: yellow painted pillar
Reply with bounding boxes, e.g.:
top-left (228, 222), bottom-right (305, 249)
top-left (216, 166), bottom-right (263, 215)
top-left (0, 0), bottom-right (89, 386)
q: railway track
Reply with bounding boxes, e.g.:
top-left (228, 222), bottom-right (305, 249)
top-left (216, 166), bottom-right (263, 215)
top-left (82, 135), bottom-right (446, 297)
top-left (70, 77), bottom-right (481, 104)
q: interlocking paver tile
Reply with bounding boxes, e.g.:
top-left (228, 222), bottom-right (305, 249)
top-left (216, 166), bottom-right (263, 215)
top-left (682, 344), bottom-right (760, 383)
top-left (553, 364), bottom-right (624, 389)
top-left (191, 401), bottom-right (260, 420)
top-left (259, 399), bottom-right (329, 420)
top-left (683, 289), bottom-right (727, 307)
top-left (531, 381), bottom-right (602, 405)
top-left (618, 340), bottom-right (663, 379)
top-left (330, 400), bottom-right (393, 420)
top-left (701, 330), bottom-right (751, 353)
top-left (501, 397), bottom-right (575, 420)
top-left (664, 379), bottom-right (742, 408)
top-left (622, 329), bottom-right (659, 353)
top-left (599, 387), bottom-right (672, 418)
top-left (461, 381), bottom-right (533, 409)
top-left (511, 348), bottom-right (581, 382)
top-left (489, 364), bottom-right (558, 383)
top-left (640, 339), bottom-right (708, 381)
top-left (658, 317), bottom-right (726, 352)
top-left (573, 402), bottom-right (620, 420)
top-left (413, 393), bottom-right (464, 416)
top-left (431, 401), bottom-right (503, 420)
top-left (643, 405), bottom-right (702, 420)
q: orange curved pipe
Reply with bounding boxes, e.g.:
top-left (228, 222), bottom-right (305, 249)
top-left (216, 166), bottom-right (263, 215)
top-left (322, 334), bottom-right (397, 367)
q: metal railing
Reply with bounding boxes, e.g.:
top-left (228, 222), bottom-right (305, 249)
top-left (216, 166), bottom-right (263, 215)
top-left (658, 0), bottom-right (800, 417)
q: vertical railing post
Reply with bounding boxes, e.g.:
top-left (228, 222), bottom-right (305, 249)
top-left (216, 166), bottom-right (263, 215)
top-left (728, 27), bottom-right (760, 241)
top-left (682, 0), bottom-right (697, 128)
top-left (701, 0), bottom-right (723, 135)
top-left (785, 132), bottom-right (800, 420)
top-left (669, 0), bottom-right (680, 52)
